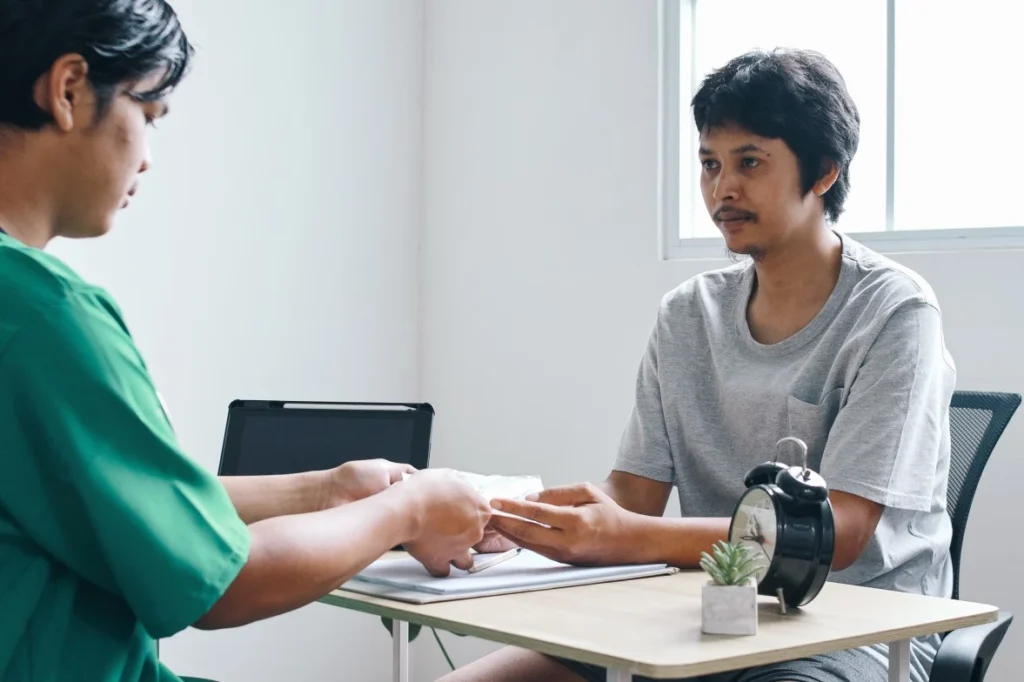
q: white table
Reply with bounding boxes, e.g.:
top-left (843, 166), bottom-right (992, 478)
top-left (322, 553), bottom-right (998, 681)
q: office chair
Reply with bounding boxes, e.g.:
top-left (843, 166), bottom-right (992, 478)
top-left (929, 390), bottom-right (1021, 682)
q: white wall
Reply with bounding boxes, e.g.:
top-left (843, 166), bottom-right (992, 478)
top-left (37, 1), bottom-right (1023, 680)
top-left (49, 1), bottom-right (426, 680)
top-left (420, 1), bottom-right (1024, 680)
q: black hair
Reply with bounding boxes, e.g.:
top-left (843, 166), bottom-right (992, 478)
top-left (691, 48), bottom-right (860, 224)
top-left (0, 0), bottom-right (193, 130)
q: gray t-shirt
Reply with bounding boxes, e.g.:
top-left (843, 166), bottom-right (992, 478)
top-left (614, 234), bottom-right (956, 681)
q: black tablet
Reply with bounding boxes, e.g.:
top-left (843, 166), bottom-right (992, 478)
top-left (217, 400), bottom-right (434, 477)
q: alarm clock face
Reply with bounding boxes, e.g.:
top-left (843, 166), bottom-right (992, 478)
top-left (729, 486), bottom-right (778, 582)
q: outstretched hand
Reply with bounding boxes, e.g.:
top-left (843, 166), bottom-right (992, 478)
top-left (486, 483), bottom-right (641, 566)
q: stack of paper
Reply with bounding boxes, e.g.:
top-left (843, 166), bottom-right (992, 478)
top-left (342, 550), bottom-right (677, 604)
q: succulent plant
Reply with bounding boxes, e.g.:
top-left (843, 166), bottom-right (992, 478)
top-left (700, 540), bottom-right (761, 587)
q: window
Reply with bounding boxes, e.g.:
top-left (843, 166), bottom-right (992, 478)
top-left (660, 0), bottom-right (1024, 259)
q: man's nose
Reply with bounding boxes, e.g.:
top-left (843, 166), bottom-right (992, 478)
top-left (713, 171), bottom-right (739, 202)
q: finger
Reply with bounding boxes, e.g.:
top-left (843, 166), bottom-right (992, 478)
top-left (488, 513), bottom-right (563, 549)
top-left (527, 483), bottom-right (598, 507)
top-left (450, 550), bottom-right (475, 572)
top-left (423, 558), bottom-right (452, 578)
top-left (389, 463), bottom-right (417, 484)
top-left (491, 498), bottom-right (573, 528)
top-left (489, 524), bottom-right (566, 562)
top-left (474, 532), bottom-right (518, 554)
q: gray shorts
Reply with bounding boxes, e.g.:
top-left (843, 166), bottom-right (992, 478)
top-left (553, 647), bottom-right (886, 682)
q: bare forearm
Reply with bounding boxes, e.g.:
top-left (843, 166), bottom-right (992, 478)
top-left (598, 472), bottom-right (724, 567)
top-left (627, 494), bottom-right (879, 571)
top-left (194, 486), bottom-right (417, 630)
top-left (219, 471), bottom-right (328, 524)
top-left (629, 514), bottom-right (731, 568)
top-left (599, 471), bottom-right (673, 517)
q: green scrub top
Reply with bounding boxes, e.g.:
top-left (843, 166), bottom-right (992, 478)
top-left (0, 232), bottom-right (251, 681)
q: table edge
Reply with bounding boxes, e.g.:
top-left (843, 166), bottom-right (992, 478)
top-left (320, 591), bottom-right (999, 678)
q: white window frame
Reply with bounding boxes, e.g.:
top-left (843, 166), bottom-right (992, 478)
top-left (658, 0), bottom-right (1024, 262)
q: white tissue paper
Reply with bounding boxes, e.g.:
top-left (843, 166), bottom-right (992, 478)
top-left (453, 471), bottom-right (544, 501)
top-left (400, 469), bottom-right (546, 524)
top-left (454, 471), bottom-right (548, 525)
top-left (399, 469), bottom-right (544, 499)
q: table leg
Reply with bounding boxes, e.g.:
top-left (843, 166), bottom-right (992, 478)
top-left (607, 670), bottom-right (632, 682)
top-left (392, 619), bottom-right (409, 682)
top-left (888, 638), bottom-right (910, 682)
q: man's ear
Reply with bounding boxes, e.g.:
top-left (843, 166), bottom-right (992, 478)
top-left (812, 159), bottom-right (840, 197)
top-left (32, 54), bottom-right (92, 132)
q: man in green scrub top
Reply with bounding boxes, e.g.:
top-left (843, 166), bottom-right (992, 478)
top-left (0, 1), bottom-right (492, 680)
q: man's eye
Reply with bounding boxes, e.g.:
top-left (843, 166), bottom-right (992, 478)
top-left (701, 159), bottom-right (719, 171)
top-left (742, 157), bottom-right (759, 168)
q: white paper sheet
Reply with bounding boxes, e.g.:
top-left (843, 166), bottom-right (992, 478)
top-left (348, 549), bottom-right (674, 596)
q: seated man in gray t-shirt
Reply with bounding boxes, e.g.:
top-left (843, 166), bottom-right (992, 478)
top-left (441, 48), bottom-right (955, 682)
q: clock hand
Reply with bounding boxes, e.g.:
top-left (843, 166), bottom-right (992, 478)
top-left (740, 519), bottom-right (765, 544)
top-left (738, 533), bottom-right (770, 560)
top-left (752, 516), bottom-right (773, 559)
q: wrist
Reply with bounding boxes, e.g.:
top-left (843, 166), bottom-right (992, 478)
top-left (379, 482), bottom-right (426, 544)
top-left (315, 468), bottom-right (341, 512)
top-left (621, 512), bottom-right (668, 564)
top-left (634, 516), bottom-right (732, 568)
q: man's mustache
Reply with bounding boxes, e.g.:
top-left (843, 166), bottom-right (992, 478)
top-left (713, 207), bottom-right (757, 222)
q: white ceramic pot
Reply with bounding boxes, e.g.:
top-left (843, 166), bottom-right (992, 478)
top-left (701, 581), bottom-right (758, 636)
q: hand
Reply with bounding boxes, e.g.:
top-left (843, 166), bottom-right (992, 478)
top-left (473, 527), bottom-right (518, 554)
top-left (398, 469), bottom-right (492, 577)
top-left (487, 483), bottom-right (640, 566)
top-left (325, 459), bottom-right (415, 507)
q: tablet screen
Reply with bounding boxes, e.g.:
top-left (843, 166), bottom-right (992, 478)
top-left (217, 401), bottom-right (433, 476)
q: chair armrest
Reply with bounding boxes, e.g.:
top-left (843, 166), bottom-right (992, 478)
top-left (929, 610), bottom-right (1013, 682)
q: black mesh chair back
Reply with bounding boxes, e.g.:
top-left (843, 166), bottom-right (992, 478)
top-left (946, 391), bottom-right (1021, 600)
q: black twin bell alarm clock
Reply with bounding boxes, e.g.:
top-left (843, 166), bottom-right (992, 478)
top-left (727, 436), bottom-right (835, 611)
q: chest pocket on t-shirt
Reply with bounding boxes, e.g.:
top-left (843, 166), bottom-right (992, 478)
top-left (786, 387), bottom-right (843, 471)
